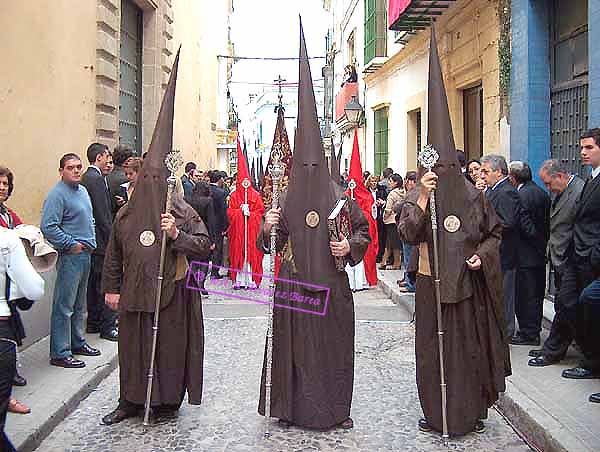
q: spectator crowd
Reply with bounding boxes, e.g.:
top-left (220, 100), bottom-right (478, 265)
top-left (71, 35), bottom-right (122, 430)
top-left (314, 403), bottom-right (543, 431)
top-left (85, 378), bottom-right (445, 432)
top-left (1, 129), bottom-right (600, 446)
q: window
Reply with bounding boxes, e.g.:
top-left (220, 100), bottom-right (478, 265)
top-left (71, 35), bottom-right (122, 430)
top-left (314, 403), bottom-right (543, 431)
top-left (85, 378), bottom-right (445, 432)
top-left (407, 108), bottom-right (421, 166)
top-left (374, 107), bottom-right (389, 176)
top-left (364, 0), bottom-right (387, 65)
top-left (119, 0), bottom-right (143, 153)
top-left (347, 30), bottom-right (356, 66)
top-left (463, 84), bottom-right (483, 160)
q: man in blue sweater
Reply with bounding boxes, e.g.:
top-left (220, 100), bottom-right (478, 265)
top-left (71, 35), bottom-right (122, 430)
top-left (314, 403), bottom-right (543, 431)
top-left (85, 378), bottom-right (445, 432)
top-left (41, 153), bottom-right (100, 368)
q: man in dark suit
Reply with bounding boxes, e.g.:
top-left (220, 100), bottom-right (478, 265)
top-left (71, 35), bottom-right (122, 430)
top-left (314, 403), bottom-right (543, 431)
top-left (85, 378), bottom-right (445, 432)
top-left (481, 154), bottom-right (536, 339)
top-left (185, 181), bottom-right (216, 294)
top-left (81, 143), bottom-right (118, 341)
top-left (208, 170), bottom-right (228, 278)
top-left (560, 129), bottom-right (600, 390)
top-left (529, 160), bottom-right (585, 366)
top-left (508, 161), bottom-right (550, 345)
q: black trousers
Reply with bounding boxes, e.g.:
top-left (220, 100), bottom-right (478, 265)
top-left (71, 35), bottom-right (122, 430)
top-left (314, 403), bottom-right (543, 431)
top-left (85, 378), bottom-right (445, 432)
top-left (541, 257), bottom-right (595, 362)
top-left (0, 321), bottom-right (16, 452)
top-left (211, 235), bottom-right (224, 276)
top-left (86, 254), bottom-right (117, 335)
top-left (578, 278), bottom-right (600, 372)
top-left (515, 266), bottom-right (546, 339)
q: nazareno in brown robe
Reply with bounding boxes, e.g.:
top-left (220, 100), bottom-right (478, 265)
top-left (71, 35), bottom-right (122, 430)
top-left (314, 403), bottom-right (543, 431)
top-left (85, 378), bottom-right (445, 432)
top-left (397, 186), bottom-right (511, 436)
top-left (256, 182), bottom-right (371, 429)
top-left (102, 199), bottom-right (211, 408)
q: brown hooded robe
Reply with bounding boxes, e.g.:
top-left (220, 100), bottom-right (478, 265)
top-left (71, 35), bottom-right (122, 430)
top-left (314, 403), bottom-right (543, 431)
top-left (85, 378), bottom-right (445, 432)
top-left (256, 20), bottom-right (371, 429)
top-left (397, 29), bottom-right (510, 436)
top-left (102, 50), bottom-right (211, 408)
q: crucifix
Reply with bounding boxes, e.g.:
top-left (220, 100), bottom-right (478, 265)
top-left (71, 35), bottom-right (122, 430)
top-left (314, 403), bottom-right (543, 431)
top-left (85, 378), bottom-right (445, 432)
top-left (274, 75), bottom-right (286, 106)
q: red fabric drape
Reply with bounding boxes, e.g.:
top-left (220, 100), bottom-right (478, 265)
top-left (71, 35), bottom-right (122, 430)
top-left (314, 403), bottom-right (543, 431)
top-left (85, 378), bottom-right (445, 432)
top-left (228, 140), bottom-right (265, 286)
top-left (344, 130), bottom-right (378, 286)
top-left (388, 0), bottom-right (413, 28)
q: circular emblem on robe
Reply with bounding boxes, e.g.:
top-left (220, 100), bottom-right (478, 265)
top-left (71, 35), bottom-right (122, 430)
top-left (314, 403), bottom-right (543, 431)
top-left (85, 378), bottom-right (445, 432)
top-left (443, 215), bottom-right (461, 233)
top-left (371, 203), bottom-right (378, 220)
top-left (241, 178), bottom-right (251, 189)
top-left (305, 210), bottom-right (320, 228)
top-left (139, 230), bottom-right (156, 247)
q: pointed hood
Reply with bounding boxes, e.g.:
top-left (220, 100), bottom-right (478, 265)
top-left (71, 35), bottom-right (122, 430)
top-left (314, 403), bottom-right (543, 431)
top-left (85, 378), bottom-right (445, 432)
top-left (330, 143), bottom-right (341, 185)
top-left (345, 129), bottom-right (379, 285)
top-left (261, 102), bottom-right (293, 210)
top-left (111, 49), bottom-right (183, 312)
top-left (250, 158), bottom-right (256, 188)
top-left (235, 139), bottom-right (251, 188)
top-left (284, 18), bottom-right (339, 288)
top-left (425, 28), bottom-right (478, 303)
top-left (243, 140), bottom-right (250, 173)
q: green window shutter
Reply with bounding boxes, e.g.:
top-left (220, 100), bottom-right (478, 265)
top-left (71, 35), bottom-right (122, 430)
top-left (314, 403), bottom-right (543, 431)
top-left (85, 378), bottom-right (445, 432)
top-left (364, 0), bottom-right (387, 66)
top-left (374, 107), bottom-right (389, 176)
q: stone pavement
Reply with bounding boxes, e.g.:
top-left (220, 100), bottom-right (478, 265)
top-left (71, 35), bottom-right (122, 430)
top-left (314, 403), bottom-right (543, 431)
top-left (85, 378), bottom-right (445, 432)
top-left (378, 268), bottom-right (600, 452)
top-left (33, 281), bottom-right (531, 452)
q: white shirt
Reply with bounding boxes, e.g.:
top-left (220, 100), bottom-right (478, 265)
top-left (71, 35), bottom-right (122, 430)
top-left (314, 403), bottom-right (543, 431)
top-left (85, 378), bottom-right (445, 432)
top-left (0, 229), bottom-right (45, 316)
top-left (592, 166), bottom-right (600, 180)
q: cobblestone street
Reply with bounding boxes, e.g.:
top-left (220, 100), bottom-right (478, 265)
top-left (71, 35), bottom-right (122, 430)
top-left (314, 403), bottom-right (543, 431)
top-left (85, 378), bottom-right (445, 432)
top-left (37, 284), bottom-right (532, 452)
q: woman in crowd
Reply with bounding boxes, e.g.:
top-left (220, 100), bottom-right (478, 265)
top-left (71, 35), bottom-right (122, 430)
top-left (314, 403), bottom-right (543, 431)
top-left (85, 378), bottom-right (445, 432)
top-left (465, 159), bottom-right (481, 185)
top-left (0, 228), bottom-right (45, 450)
top-left (380, 173), bottom-right (405, 270)
top-left (119, 157), bottom-right (143, 202)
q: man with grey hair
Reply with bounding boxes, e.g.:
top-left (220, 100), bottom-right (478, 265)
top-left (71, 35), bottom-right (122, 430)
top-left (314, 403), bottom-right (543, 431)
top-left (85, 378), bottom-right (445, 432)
top-left (481, 154), bottom-right (536, 340)
top-left (528, 160), bottom-right (584, 366)
top-left (508, 161), bottom-right (550, 346)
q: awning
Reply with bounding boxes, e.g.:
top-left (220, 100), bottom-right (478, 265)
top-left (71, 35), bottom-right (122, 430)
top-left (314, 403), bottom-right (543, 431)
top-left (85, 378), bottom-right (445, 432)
top-left (388, 0), bottom-right (456, 32)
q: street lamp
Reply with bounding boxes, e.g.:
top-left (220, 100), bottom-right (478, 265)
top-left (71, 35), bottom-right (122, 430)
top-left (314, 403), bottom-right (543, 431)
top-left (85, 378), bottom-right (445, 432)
top-left (344, 95), bottom-right (363, 126)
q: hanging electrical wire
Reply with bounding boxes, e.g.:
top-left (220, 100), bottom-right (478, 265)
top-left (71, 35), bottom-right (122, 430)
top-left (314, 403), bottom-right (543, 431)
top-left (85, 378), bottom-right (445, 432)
top-left (217, 55), bottom-right (326, 61)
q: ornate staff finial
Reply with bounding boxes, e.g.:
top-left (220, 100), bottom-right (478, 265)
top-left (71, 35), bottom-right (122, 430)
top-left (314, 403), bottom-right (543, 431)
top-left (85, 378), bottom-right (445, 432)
top-left (348, 179), bottom-right (356, 200)
top-left (418, 144), bottom-right (439, 171)
top-left (165, 149), bottom-right (184, 175)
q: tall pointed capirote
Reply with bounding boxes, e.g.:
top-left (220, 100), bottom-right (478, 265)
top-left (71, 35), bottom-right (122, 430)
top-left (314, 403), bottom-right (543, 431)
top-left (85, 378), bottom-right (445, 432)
top-left (426, 27), bottom-right (477, 303)
top-left (243, 140), bottom-right (250, 174)
top-left (261, 103), bottom-right (293, 210)
top-left (284, 17), bottom-right (339, 288)
top-left (112, 48), bottom-right (181, 313)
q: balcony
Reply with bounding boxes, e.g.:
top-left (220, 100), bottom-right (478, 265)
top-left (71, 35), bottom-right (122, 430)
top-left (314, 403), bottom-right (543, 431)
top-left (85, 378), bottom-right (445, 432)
top-left (388, 0), bottom-right (455, 33)
top-left (335, 82), bottom-right (359, 123)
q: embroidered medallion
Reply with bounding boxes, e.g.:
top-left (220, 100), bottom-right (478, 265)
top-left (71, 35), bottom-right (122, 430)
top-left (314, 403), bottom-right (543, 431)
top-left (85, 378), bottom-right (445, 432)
top-left (305, 210), bottom-right (320, 228)
top-left (443, 215), bottom-right (461, 233)
top-left (371, 203), bottom-right (378, 220)
top-left (139, 230), bottom-right (156, 247)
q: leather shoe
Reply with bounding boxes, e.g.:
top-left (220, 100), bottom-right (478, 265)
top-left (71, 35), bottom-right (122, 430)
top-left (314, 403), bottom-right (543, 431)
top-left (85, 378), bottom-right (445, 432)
top-left (562, 367), bottom-right (600, 379)
top-left (72, 344), bottom-right (101, 357)
top-left (474, 420), bottom-right (486, 434)
top-left (100, 329), bottom-right (118, 342)
top-left (418, 418), bottom-right (432, 432)
top-left (339, 417), bottom-right (354, 429)
top-left (13, 372), bottom-right (27, 387)
top-left (102, 408), bottom-right (138, 425)
top-left (528, 349), bottom-right (544, 358)
top-left (510, 335), bottom-right (540, 346)
top-left (528, 356), bottom-right (559, 367)
top-left (50, 356), bottom-right (86, 368)
top-left (589, 393), bottom-right (600, 403)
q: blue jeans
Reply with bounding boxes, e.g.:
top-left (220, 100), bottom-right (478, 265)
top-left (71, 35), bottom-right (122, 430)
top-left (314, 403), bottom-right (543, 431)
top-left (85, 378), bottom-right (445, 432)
top-left (402, 242), bottom-right (411, 271)
top-left (50, 252), bottom-right (91, 359)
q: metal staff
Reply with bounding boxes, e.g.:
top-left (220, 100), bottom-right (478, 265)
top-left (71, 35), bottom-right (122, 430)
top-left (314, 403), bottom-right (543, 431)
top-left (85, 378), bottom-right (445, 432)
top-left (143, 149), bottom-right (184, 426)
top-left (348, 179), bottom-right (356, 200)
top-left (418, 144), bottom-right (449, 442)
top-left (264, 144), bottom-right (285, 438)
top-left (242, 178), bottom-right (251, 288)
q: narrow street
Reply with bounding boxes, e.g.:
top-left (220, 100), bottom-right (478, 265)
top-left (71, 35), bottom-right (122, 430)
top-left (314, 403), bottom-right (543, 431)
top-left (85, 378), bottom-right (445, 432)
top-left (37, 284), bottom-right (531, 452)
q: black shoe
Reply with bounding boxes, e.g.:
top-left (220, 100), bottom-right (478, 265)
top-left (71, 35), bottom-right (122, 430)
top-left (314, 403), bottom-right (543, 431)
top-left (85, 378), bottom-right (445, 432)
top-left (589, 393), bottom-right (600, 403)
top-left (474, 420), bottom-right (486, 434)
top-left (86, 325), bottom-right (100, 334)
top-left (339, 417), bottom-right (353, 429)
top-left (562, 367), bottom-right (600, 379)
top-left (72, 343), bottom-right (101, 357)
top-left (528, 349), bottom-right (544, 358)
top-left (418, 418), bottom-right (432, 432)
top-left (510, 335), bottom-right (540, 346)
top-left (50, 356), bottom-right (86, 368)
top-left (200, 289), bottom-right (209, 296)
top-left (12, 372), bottom-right (27, 387)
top-left (101, 407), bottom-right (138, 425)
top-left (100, 329), bottom-right (118, 342)
top-left (528, 356), bottom-right (559, 367)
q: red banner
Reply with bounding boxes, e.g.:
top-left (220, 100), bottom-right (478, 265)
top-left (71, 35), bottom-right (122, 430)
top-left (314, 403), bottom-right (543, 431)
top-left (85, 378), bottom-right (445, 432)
top-left (388, 0), bottom-right (413, 28)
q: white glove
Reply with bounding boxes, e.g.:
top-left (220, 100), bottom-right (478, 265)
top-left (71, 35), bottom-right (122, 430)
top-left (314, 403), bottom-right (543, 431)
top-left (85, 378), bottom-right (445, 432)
top-left (242, 204), bottom-right (250, 217)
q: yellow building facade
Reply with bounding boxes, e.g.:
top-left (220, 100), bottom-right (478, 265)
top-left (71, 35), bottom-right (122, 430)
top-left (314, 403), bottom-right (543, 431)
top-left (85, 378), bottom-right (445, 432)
top-left (0, 0), bottom-right (233, 223)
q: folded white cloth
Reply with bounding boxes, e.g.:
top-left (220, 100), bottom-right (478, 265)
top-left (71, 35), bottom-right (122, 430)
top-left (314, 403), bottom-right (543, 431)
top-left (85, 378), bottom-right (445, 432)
top-left (14, 224), bottom-right (58, 272)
